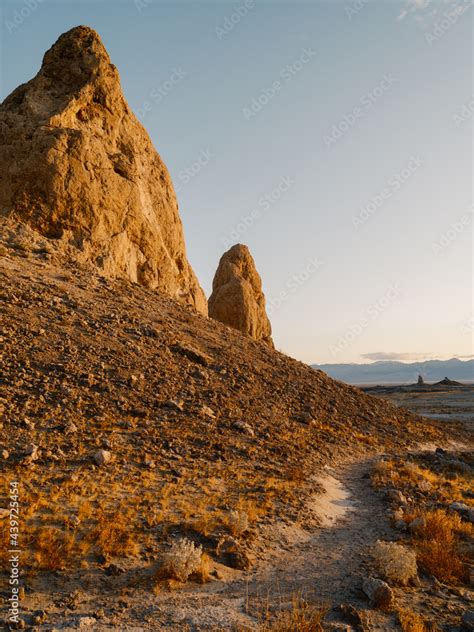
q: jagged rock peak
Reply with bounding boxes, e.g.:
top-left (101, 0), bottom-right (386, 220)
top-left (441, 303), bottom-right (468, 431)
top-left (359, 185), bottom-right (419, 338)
top-left (209, 244), bottom-right (273, 346)
top-left (0, 26), bottom-right (207, 314)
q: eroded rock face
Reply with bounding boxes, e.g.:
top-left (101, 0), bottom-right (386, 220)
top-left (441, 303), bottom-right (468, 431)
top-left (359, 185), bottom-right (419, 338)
top-left (208, 244), bottom-right (273, 346)
top-left (0, 25), bottom-right (207, 314)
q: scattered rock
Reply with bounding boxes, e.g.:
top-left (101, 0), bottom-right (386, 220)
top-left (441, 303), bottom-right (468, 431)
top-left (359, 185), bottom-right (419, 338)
top-left (163, 399), bottom-right (185, 412)
top-left (21, 443), bottom-right (39, 464)
top-left (200, 406), bottom-right (216, 418)
top-left (232, 420), bottom-right (255, 436)
top-left (93, 449), bottom-right (112, 466)
top-left (104, 563), bottom-right (125, 576)
top-left (170, 343), bottom-right (211, 367)
top-left (362, 576), bottom-right (395, 609)
top-left (31, 610), bottom-right (48, 625)
top-left (209, 244), bottom-right (273, 346)
top-left (64, 420), bottom-right (78, 434)
top-left (78, 616), bottom-right (98, 628)
top-left (386, 489), bottom-right (406, 504)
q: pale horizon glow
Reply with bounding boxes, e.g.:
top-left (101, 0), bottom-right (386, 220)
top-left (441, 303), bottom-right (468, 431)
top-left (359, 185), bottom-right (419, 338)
top-left (1, 0), bottom-right (472, 364)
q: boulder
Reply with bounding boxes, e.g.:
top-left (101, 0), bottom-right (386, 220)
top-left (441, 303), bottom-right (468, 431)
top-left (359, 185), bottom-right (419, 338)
top-left (0, 26), bottom-right (206, 314)
top-left (208, 244), bottom-right (273, 346)
top-left (93, 449), bottom-right (112, 466)
top-left (362, 576), bottom-right (395, 609)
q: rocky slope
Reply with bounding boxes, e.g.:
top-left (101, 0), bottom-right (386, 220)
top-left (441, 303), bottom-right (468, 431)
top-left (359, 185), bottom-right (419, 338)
top-left (0, 26), bottom-right (206, 314)
top-left (0, 219), bottom-right (457, 630)
top-left (209, 244), bottom-right (273, 346)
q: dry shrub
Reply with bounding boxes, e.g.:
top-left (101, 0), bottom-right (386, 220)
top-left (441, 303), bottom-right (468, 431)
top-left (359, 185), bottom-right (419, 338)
top-left (398, 609), bottom-right (439, 632)
top-left (372, 541), bottom-right (418, 586)
top-left (223, 509), bottom-right (249, 537)
top-left (260, 597), bottom-right (328, 632)
top-left (372, 460), bottom-right (395, 486)
top-left (411, 509), bottom-right (471, 582)
top-left (89, 509), bottom-right (140, 559)
top-left (192, 551), bottom-right (212, 583)
top-left (158, 538), bottom-right (203, 582)
top-left (187, 511), bottom-right (221, 537)
top-left (32, 527), bottom-right (76, 570)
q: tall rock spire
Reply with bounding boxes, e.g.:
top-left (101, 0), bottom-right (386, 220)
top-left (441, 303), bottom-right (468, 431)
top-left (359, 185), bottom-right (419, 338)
top-left (209, 244), bottom-right (273, 346)
top-left (0, 26), bottom-right (207, 314)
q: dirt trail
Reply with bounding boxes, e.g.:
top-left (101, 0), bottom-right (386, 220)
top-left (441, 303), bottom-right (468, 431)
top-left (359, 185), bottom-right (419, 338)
top-left (214, 458), bottom-right (396, 628)
top-left (153, 456), bottom-right (401, 631)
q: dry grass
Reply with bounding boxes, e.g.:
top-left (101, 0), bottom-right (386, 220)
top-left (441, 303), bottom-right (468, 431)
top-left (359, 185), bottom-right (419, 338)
top-left (373, 454), bottom-right (473, 586)
top-left (398, 608), bottom-right (439, 632)
top-left (31, 527), bottom-right (77, 571)
top-left (372, 456), bottom-right (473, 506)
top-left (89, 508), bottom-right (140, 559)
top-left (239, 595), bottom-right (328, 632)
top-left (408, 509), bottom-right (472, 583)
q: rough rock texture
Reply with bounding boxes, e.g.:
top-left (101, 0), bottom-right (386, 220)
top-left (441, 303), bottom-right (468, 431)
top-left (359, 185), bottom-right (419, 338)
top-left (362, 576), bottom-right (395, 609)
top-left (208, 244), bottom-right (273, 346)
top-left (0, 26), bottom-right (207, 314)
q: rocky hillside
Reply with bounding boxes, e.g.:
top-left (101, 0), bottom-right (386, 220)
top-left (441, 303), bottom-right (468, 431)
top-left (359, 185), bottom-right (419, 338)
top-left (0, 26), bottom-right (206, 313)
top-left (0, 219), bottom-right (452, 630)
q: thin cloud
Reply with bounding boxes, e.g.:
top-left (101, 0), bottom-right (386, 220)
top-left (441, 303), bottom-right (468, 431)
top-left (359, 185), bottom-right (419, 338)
top-left (361, 352), bottom-right (435, 362)
top-left (396, 0), bottom-right (464, 21)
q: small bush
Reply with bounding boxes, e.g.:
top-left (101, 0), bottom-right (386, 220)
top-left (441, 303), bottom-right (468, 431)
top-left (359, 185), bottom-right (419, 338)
top-left (159, 538), bottom-right (203, 582)
top-left (373, 541), bottom-right (418, 586)
top-left (32, 528), bottom-right (76, 570)
top-left (249, 596), bottom-right (328, 632)
top-left (89, 509), bottom-right (140, 559)
top-left (411, 509), bottom-right (470, 582)
top-left (398, 608), bottom-right (439, 632)
top-left (225, 510), bottom-right (249, 537)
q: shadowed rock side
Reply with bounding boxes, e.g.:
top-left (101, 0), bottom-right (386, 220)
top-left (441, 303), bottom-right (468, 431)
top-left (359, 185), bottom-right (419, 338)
top-left (0, 25), bottom-right (207, 314)
top-left (209, 244), bottom-right (273, 346)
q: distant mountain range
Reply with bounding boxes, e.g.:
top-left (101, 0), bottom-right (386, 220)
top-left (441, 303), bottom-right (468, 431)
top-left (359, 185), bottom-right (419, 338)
top-left (311, 358), bottom-right (474, 385)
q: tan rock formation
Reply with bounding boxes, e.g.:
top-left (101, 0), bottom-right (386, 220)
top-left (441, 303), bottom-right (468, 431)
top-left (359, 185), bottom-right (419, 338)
top-left (0, 26), bottom-right (207, 314)
top-left (208, 244), bottom-right (273, 346)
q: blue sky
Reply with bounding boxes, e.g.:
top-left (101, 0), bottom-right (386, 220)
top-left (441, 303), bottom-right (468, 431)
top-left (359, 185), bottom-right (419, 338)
top-left (1, 0), bottom-right (472, 363)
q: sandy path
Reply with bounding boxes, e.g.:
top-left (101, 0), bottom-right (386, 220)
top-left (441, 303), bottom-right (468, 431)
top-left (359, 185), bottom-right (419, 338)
top-left (183, 457), bottom-right (400, 630)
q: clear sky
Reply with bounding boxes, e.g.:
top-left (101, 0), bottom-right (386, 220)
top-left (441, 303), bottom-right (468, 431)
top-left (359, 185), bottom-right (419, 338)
top-left (1, 0), bottom-right (472, 364)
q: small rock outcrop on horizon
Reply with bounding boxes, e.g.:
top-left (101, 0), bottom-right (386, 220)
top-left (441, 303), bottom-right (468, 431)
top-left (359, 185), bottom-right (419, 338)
top-left (0, 26), bottom-right (207, 314)
top-left (417, 375), bottom-right (425, 386)
top-left (208, 244), bottom-right (273, 346)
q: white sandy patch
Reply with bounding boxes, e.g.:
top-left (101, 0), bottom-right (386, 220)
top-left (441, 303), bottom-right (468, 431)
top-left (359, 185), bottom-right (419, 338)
top-left (311, 472), bottom-right (355, 527)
